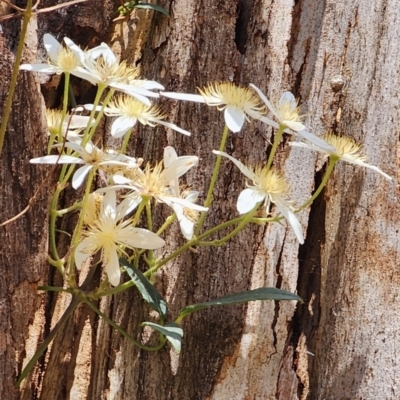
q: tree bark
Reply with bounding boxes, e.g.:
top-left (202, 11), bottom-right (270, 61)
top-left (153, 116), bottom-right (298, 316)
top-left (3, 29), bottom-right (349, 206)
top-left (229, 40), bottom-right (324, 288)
top-left (1, 0), bottom-right (399, 399)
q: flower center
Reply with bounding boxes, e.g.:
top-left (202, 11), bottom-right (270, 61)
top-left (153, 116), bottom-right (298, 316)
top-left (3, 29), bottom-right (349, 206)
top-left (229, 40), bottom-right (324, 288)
top-left (323, 133), bottom-right (368, 161)
top-left (54, 47), bottom-right (81, 72)
top-left (199, 82), bottom-right (265, 114)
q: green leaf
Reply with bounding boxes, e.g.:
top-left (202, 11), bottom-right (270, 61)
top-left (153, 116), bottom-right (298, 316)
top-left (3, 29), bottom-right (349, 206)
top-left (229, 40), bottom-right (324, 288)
top-left (176, 287), bottom-right (303, 322)
top-left (120, 258), bottom-right (168, 318)
top-left (134, 3), bottom-right (169, 16)
top-left (143, 322), bottom-right (183, 352)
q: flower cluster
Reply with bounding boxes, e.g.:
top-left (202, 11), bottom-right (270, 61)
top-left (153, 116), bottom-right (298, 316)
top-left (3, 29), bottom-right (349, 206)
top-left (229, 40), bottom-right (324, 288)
top-left (24, 34), bottom-right (392, 289)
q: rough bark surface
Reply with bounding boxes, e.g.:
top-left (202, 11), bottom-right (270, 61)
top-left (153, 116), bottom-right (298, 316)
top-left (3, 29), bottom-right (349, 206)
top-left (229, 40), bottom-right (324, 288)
top-left (1, 0), bottom-right (399, 399)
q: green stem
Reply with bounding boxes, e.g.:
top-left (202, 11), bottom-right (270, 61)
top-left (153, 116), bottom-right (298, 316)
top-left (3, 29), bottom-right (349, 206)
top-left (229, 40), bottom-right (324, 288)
top-left (194, 124), bottom-right (230, 235)
top-left (156, 214), bottom-right (176, 236)
top-left (0, 0), bottom-right (33, 156)
top-left (120, 129), bottom-right (132, 154)
top-left (131, 197), bottom-right (148, 227)
top-left (81, 84), bottom-right (106, 145)
top-left (16, 295), bottom-right (81, 387)
top-left (198, 207), bottom-right (258, 247)
top-left (85, 88), bottom-right (115, 145)
top-left (48, 72), bottom-right (70, 153)
top-left (38, 286), bottom-right (72, 293)
top-left (295, 158), bottom-right (337, 212)
top-left (265, 124), bottom-right (285, 171)
top-left (83, 299), bottom-right (166, 351)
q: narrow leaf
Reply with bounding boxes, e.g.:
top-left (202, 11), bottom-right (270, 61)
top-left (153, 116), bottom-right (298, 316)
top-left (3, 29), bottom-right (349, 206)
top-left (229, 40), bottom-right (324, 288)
top-left (177, 287), bottom-right (302, 322)
top-left (143, 322), bottom-right (183, 352)
top-left (120, 258), bottom-right (168, 318)
top-left (134, 3), bottom-right (169, 16)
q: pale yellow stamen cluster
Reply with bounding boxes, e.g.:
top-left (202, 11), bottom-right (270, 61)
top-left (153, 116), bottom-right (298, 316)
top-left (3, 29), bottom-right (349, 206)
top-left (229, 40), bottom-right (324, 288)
top-left (46, 109), bottom-right (64, 136)
top-left (181, 189), bottom-right (200, 223)
top-left (252, 166), bottom-right (289, 195)
top-left (199, 82), bottom-right (265, 114)
top-left (84, 193), bottom-right (103, 226)
top-left (276, 97), bottom-right (303, 124)
top-left (94, 57), bottom-right (139, 83)
top-left (108, 96), bottom-right (165, 124)
top-left (51, 47), bottom-right (81, 72)
top-left (130, 162), bottom-right (168, 198)
top-left (323, 132), bottom-right (367, 161)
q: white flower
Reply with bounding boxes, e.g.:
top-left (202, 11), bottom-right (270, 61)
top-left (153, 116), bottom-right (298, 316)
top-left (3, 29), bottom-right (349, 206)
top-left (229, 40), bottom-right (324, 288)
top-left (64, 39), bottom-right (163, 105)
top-left (85, 95), bottom-right (191, 138)
top-left (250, 84), bottom-right (335, 152)
top-left (107, 148), bottom-right (207, 220)
top-left (163, 146), bottom-right (208, 239)
top-left (290, 132), bottom-right (393, 180)
top-left (161, 82), bottom-right (265, 133)
top-left (20, 34), bottom-right (85, 75)
top-left (75, 190), bottom-right (165, 286)
top-left (45, 108), bottom-right (93, 141)
top-left (30, 141), bottom-right (135, 189)
top-left (213, 150), bottom-right (304, 244)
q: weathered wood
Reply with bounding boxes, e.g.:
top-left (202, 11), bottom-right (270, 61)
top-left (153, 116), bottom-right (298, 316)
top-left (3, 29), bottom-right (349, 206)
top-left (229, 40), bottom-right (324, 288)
top-left (1, 0), bottom-right (399, 399)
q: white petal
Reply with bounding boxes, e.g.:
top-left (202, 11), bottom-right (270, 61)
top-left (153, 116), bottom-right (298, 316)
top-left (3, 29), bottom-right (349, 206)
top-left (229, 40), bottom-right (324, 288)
top-left (157, 120), bottom-right (191, 136)
top-left (83, 104), bottom-right (103, 112)
top-left (274, 197), bottom-right (304, 244)
top-left (70, 68), bottom-right (101, 85)
top-left (87, 42), bottom-right (116, 63)
top-left (344, 158), bottom-right (393, 180)
top-left (30, 155), bottom-right (84, 164)
top-left (258, 116), bottom-right (280, 130)
top-left (130, 79), bottom-right (165, 90)
top-left (64, 37), bottom-right (86, 64)
top-left (102, 190), bottom-right (117, 219)
top-left (249, 84), bottom-right (279, 120)
top-left (179, 217), bottom-right (195, 240)
top-left (237, 188), bottom-right (265, 214)
top-left (160, 92), bottom-right (206, 103)
top-left (111, 116), bottom-right (136, 138)
top-left (19, 64), bottom-right (58, 74)
top-left (123, 228), bottom-right (165, 249)
top-left (113, 175), bottom-right (133, 185)
top-left (117, 194), bottom-right (142, 218)
top-left (104, 249), bottom-right (121, 286)
top-left (163, 146), bottom-right (178, 168)
top-left (162, 156), bottom-right (199, 183)
top-left (72, 164), bottom-right (93, 189)
top-left (162, 196), bottom-right (208, 212)
top-left (297, 130), bottom-right (336, 153)
top-left (212, 150), bottom-right (257, 181)
top-left (75, 239), bottom-right (96, 270)
top-left (66, 115), bottom-right (93, 129)
top-left (184, 191), bottom-right (199, 203)
top-left (224, 106), bottom-right (245, 133)
top-left (43, 34), bottom-right (62, 63)
top-left (279, 92), bottom-right (296, 106)
top-left (284, 121), bottom-right (306, 132)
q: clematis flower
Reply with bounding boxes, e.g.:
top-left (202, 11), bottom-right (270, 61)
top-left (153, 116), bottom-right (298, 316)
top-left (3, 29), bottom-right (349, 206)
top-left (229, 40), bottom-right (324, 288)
top-left (75, 190), bottom-right (165, 286)
top-left (107, 148), bottom-right (207, 218)
top-left (290, 132), bottom-right (393, 180)
top-left (64, 39), bottom-right (163, 105)
top-left (30, 141), bottom-right (137, 189)
top-left (213, 150), bottom-right (304, 244)
top-left (20, 33), bottom-right (85, 75)
top-left (163, 146), bottom-right (208, 239)
top-left (161, 82), bottom-right (265, 133)
top-left (85, 95), bottom-right (191, 138)
top-left (46, 108), bottom-right (93, 142)
top-left (250, 84), bottom-right (335, 152)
